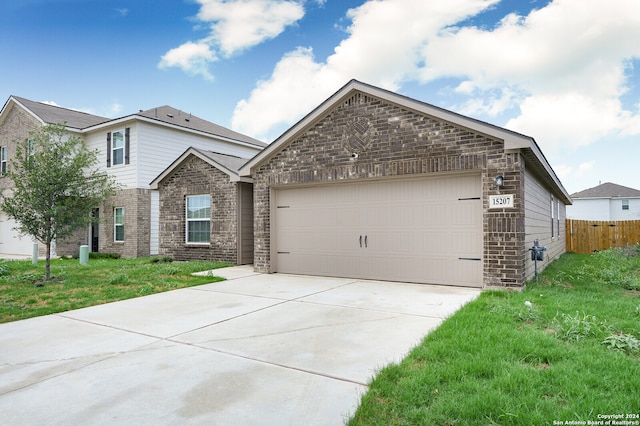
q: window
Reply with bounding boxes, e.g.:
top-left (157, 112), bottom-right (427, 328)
top-left (1, 146), bottom-right (6, 175)
top-left (112, 130), bottom-right (125, 166)
top-left (186, 195), bottom-right (211, 243)
top-left (551, 195), bottom-right (555, 238)
top-left (114, 207), bottom-right (125, 242)
top-left (27, 139), bottom-right (35, 168)
top-left (556, 199), bottom-right (560, 238)
top-left (622, 200), bottom-right (629, 211)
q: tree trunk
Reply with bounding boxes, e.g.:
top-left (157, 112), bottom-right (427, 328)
top-left (45, 242), bottom-right (51, 281)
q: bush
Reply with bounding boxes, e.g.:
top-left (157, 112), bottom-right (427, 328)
top-left (148, 256), bottom-right (173, 264)
top-left (90, 252), bottom-right (121, 259)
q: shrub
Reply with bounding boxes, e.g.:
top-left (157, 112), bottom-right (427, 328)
top-left (148, 256), bottom-right (173, 264)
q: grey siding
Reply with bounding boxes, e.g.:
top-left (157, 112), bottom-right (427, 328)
top-left (524, 165), bottom-right (566, 280)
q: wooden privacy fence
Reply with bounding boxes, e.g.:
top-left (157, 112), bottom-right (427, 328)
top-left (566, 219), bottom-right (640, 254)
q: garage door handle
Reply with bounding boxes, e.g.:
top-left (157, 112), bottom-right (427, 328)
top-left (359, 235), bottom-right (362, 248)
top-left (365, 235), bottom-right (368, 248)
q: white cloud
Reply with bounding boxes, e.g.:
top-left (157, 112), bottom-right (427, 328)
top-left (115, 8), bottom-right (128, 17)
top-left (197, 0), bottom-right (304, 56)
top-left (158, 41), bottom-right (216, 80)
top-left (233, 0), bottom-right (640, 145)
top-left (419, 0), bottom-right (640, 151)
top-left (577, 161), bottom-right (595, 177)
top-left (158, 0), bottom-right (304, 79)
top-left (232, 0), bottom-right (499, 139)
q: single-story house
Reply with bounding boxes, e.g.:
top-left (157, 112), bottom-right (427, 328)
top-left (567, 182), bottom-right (640, 220)
top-left (238, 80), bottom-right (572, 288)
top-left (150, 147), bottom-right (254, 264)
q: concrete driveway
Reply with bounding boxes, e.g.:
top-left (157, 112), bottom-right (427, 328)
top-left (0, 265), bottom-right (480, 425)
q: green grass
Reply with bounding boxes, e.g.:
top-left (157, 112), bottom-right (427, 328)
top-left (0, 257), bottom-right (230, 323)
top-left (349, 247), bottom-right (640, 426)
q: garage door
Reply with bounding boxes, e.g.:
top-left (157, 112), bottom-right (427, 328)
top-left (0, 212), bottom-right (36, 256)
top-left (273, 174), bottom-right (483, 287)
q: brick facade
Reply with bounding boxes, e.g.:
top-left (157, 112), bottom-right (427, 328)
top-left (253, 91), bottom-right (530, 287)
top-left (0, 104), bottom-right (40, 192)
top-left (53, 188), bottom-right (151, 258)
top-left (157, 155), bottom-right (239, 262)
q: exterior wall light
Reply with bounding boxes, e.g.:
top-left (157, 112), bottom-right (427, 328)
top-left (495, 175), bottom-right (504, 187)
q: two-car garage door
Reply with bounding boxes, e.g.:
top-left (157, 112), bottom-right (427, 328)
top-left (273, 173), bottom-right (483, 287)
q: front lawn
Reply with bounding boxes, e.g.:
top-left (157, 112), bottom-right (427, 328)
top-left (0, 257), bottom-right (229, 323)
top-left (349, 247), bottom-right (640, 425)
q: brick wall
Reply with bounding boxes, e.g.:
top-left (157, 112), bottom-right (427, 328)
top-left (157, 155), bottom-right (238, 262)
top-left (253, 91), bottom-right (528, 287)
top-left (98, 188), bottom-right (151, 258)
top-left (0, 103), bottom-right (40, 192)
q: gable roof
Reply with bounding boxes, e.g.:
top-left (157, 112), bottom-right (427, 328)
top-left (5, 96), bottom-right (110, 130)
top-left (571, 182), bottom-right (640, 199)
top-left (239, 79), bottom-right (571, 203)
top-left (2, 96), bottom-right (266, 150)
top-left (149, 147), bottom-right (252, 189)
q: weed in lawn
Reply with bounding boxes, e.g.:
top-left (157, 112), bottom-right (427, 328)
top-left (138, 283), bottom-right (155, 295)
top-left (602, 332), bottom-right (640, 355)
top-left (552, 311), bottom-right (610, 343)
top-left (0, 261), bottom-right (9, 277)
top-left (107, 272), bottom-right (129, 285)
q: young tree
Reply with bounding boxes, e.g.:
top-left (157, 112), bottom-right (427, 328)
top-left (1, 123), bottom-right (118, 282)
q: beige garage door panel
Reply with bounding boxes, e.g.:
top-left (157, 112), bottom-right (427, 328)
top-left (274, 174), bottom-right (482, 287)
top-left (0, 213), bottom-right (36, 256)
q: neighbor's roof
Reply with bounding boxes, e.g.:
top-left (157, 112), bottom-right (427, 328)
top-left (3, 96), bottom-right (266, 149)
top-left (239, 79), bottom-right (571, 203)
top-left (8, 96), bottom-right (110, 130)
top-left (135, 105), bottom-right (266, 148)
top-left (571, 182), bottom-right (640, 199)
top-left (149, 147), bottom-right (253, 188)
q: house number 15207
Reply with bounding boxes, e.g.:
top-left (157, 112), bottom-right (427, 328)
top-left (489, 194), bottom-right (514, 209)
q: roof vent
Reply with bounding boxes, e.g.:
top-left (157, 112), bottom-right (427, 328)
top-left (167, 113), bottom-right (174, 118)
top-left (185, 118), bottom-right (190, 122)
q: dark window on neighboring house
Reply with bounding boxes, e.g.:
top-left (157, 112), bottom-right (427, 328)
top-left (106, 128), bottom-right (130, 167)
top-left (186, 195), bottom-right (211, 244)
top-left (622, 200), bottom-right (629, 211)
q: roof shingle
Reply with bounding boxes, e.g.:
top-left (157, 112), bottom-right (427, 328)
top-left (571, 182), bottom-right (640, 198)
top-left (11, 96), bottom-right (110, 129)
top-left (136, 106), bottom-right (266, 148)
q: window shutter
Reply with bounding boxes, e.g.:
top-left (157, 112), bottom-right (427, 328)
top-left (106, 132), bottom-right (111, 168)
top-left (125, 127), bottom-right (130, 165)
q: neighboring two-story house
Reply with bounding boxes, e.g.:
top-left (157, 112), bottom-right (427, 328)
top-left (567, 182), bottom-right (640, 220)
top-left (0, 96), bottom-right (265, 258)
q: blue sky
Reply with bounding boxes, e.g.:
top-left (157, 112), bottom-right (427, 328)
top-left (1, 0), bottom-right (639, 195)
